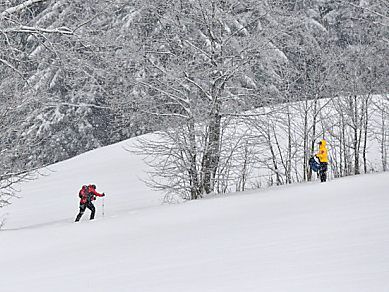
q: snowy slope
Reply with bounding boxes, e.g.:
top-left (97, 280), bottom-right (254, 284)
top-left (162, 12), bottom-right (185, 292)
top-left (1, 137), bottom-right (163, 230)
top-left (1, 137), bottom-right (389, 292)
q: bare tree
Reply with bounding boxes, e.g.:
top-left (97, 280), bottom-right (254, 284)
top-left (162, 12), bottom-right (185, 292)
top-left (373, 95), bottom-right (389, 172)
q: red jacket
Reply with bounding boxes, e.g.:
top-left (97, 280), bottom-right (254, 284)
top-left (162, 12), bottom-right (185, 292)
top-left (79, 185), bottom-right (104, 204)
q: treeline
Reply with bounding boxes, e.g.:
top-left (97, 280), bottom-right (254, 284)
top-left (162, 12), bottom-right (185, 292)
top-left (0, 0), bottom-right (388, 202)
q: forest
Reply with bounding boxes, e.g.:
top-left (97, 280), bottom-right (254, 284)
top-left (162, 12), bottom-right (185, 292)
top-left (0, 0), bottom-right (388, 203)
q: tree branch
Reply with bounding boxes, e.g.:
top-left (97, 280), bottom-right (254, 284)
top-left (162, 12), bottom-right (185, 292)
top-left (0, 0), bottom-right (46, 17)
top-left (0, 58), bottom-right (29, 83)
top-left (339, 0), bottom-right (389, 23)
top-left (6, 26), bottom-right (73, 35)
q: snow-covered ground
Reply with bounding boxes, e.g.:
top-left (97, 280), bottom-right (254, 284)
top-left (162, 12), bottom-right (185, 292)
top-left (1, 136), bottom-right (389, 292)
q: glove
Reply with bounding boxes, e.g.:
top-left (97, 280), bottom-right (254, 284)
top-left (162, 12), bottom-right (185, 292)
top-left (102, 193), bottom-right (105, 197)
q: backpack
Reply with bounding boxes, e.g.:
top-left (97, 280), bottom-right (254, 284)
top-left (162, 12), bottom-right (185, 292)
top-left (309, 156), bottom-right (321, 172)
top-left (79, 185), bottom-right (88, 198)
top-left (79, 185), bottom-right (95, 201)
top-left (79, 185), bottom-right (96, 203)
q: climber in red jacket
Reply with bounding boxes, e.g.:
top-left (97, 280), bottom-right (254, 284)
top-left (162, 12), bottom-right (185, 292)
top-left (75, 184), bottom-right (105, 222)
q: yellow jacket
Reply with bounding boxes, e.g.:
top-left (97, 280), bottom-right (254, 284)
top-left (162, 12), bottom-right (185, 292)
top-left (316, 139), bottom-right (328, 163)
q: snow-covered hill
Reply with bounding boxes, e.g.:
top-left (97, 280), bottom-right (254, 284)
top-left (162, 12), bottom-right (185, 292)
top-left (1, 136), bottom-right (389, 292)
top-left (1, 137), bottom-right (165, 230)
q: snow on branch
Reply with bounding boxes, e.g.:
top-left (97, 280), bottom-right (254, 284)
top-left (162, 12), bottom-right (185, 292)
top-left (0, 0), bottom-right (46, 17)
top-left (6, 26), bottom-right (73, 35)
top-left (340, 0), bottom-right (389, 23)
top-left (44, 102), bottom-right (110, 110)
top-left (0, 58), bottom-right (28, 81)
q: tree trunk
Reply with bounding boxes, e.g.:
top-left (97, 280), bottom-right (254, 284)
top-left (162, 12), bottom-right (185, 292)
top-left (353, 96), bottom-right (360, 175)
top-left (286, 106), bottom-right (292, 184)
top-left (381, 109), bottom-right (387, 172)
top-left (202, 100), bottom-right (222, 194)
top-left (362, 96), bottom-right (369, 174)
top-left (267, 125), bottom-right (282, 186)
top-left (187, 118), bottom-right (201, 200)
top-left (303, 102), bottom-right (310, 181)
top-left (309, 99), bottom-right (318, 178)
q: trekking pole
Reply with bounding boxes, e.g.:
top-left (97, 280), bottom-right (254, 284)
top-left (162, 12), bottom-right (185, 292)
top-left (102, 197), bottom-right (105, 218)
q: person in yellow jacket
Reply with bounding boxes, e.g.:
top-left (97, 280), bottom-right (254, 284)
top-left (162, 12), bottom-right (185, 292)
top-left (316, 139), bottom-right (328, 182)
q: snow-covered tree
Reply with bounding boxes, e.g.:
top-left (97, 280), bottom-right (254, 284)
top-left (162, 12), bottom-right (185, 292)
top-left (121, 0), bottom-right (292, 200)
top-left (0, 0), bottom-right (110, 207)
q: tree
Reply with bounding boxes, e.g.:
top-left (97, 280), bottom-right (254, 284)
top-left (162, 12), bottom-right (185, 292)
top-left (125, 0), bottom-right (288, 199)
top-left (373, 95), bottom-right (389, 172)
top-left (0, 0), bottom-right (107, 210)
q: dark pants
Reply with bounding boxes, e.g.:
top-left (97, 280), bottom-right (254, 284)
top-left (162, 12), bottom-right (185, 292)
top-left (319, 162), bottom-right (328, 182)
top-left (75, 201), bottom-right (96, 222)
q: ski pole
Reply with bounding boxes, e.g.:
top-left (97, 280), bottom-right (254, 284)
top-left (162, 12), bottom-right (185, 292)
top-left (102, 197), bottom-right (105, 217)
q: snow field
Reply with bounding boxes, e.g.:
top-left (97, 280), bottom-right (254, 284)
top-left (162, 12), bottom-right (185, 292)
top-left (1, 137), bottom-right (389, 292)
